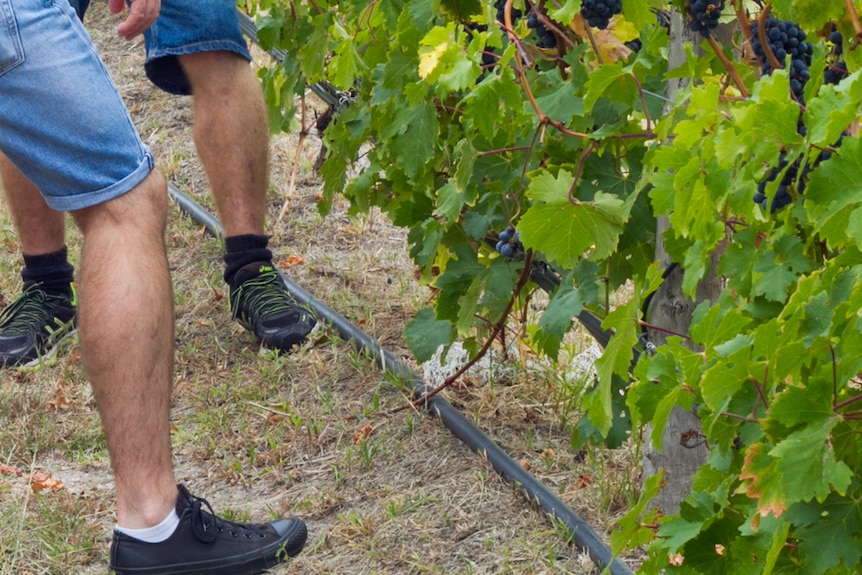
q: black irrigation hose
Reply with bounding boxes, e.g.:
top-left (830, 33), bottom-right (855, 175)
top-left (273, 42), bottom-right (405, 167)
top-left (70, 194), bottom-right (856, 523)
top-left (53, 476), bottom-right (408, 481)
top-left (166, 185), bottom-right (635, 575)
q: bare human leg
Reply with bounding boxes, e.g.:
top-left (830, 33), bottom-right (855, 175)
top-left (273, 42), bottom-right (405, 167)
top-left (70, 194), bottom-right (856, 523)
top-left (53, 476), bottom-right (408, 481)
top-left (70, 169), bottom-right (177, 529)
top-left (0, 153), bottom-right (65, 256)
top-left (179, 51), bottom-right (270, 238)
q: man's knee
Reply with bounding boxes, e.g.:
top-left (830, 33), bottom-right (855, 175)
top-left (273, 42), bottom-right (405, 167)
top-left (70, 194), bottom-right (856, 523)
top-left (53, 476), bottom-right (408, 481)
top-left (71, 170), bottom-right (168, 235)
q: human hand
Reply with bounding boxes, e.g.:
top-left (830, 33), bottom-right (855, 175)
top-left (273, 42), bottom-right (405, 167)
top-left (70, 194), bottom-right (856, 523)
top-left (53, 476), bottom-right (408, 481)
top-left (109, 0), bottom-right (161, 41)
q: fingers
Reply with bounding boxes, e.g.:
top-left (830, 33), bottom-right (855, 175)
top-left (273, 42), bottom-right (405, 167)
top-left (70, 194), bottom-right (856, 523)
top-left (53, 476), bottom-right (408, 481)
top-left (115, 0), bottom-right (161, 41)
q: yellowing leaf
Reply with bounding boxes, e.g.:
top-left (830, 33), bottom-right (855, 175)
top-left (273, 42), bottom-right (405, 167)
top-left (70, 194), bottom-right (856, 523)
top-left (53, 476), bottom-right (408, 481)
top-left (419, 43), bottom-right (447, 79)
top-left (611, 19), bottom-right (639, 43)
top-left (569, 15), bottom-right (633, 65)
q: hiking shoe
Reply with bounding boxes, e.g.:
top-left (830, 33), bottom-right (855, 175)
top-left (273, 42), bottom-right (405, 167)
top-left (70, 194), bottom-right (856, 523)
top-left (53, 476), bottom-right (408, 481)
top-left (229, 263), bottom-right (317, 352)
top-left (110, 484), bottom-right (308, 575)
top-left (0, 283), bottom-right (77, 367)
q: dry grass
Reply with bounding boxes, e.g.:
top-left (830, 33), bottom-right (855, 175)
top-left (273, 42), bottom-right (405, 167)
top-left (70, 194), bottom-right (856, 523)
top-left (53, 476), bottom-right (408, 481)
top-left (0, 4), bottom-right (643, 574)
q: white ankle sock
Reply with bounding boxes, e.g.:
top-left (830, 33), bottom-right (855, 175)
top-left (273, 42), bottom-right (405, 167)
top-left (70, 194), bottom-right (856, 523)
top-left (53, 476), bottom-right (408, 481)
top-left (115, 509), bottom-right (180, 543)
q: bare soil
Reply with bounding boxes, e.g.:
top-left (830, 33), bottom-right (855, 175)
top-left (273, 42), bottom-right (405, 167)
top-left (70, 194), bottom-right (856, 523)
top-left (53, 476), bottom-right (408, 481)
top-left (0, 4), bottom-right (642, 574)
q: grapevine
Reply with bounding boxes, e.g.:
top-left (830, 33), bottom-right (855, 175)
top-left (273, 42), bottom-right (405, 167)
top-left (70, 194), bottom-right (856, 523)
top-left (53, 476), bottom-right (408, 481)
top-left (246, 1), bottom-right (862, 573)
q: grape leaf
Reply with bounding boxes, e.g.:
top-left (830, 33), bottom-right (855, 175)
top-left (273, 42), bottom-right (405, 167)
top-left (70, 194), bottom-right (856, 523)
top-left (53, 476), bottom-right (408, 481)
top-left (738, 442), bottom-right (788, 519)
top-left (771, 420), bottom-right (853, 503)
top-left (520, 171), bottom-right (626, 267)
top-left (788, 496), bottom-right (862, 574)
top-left (804, 70), bottom-right (862, 148)
top-left (769, 374), bottom-right (833, 427)
top-left (534, 279), bottom-right (583, 358)
top-left (805, 138), bottom-right (862, 248)
top-left (404, 307), bottom-right (454, 363)
top-left (689, 298), bottom-right (751, 351)
top-left (390, 102), bottom-right (439, 179)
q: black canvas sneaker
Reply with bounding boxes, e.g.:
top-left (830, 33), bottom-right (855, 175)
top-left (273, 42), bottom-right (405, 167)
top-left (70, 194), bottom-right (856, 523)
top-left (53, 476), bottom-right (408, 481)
top-left (229, 263), bottom-right (317, 352)
top-left (110, 484), bottom-right (307, 575)
top-left (0, 283), bottom-right (77, 367)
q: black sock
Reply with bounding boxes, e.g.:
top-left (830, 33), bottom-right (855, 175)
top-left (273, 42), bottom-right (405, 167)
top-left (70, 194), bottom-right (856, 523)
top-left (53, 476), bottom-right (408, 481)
top-left (21, 246), bottom-right (75, 298)
top-left (223, 234), bottom-right (273, 287)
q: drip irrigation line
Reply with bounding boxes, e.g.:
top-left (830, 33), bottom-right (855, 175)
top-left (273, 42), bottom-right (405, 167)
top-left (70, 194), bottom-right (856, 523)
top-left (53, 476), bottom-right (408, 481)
top-left (166, 185), bottom-right (635, 575)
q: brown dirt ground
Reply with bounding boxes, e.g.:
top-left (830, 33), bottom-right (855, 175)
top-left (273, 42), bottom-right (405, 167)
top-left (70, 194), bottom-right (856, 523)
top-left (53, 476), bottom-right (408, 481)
top-left (0, 4), bottom-right (644, 574)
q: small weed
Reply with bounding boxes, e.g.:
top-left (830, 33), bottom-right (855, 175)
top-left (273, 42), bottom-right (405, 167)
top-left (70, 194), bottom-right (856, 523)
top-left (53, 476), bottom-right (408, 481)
top-left (357, 438), bottom-right (380, 469)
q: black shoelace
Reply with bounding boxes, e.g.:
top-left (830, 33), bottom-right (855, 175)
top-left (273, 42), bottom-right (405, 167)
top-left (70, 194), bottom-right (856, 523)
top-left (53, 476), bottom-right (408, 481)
top-left (187, 492), bottom-right (267, 543)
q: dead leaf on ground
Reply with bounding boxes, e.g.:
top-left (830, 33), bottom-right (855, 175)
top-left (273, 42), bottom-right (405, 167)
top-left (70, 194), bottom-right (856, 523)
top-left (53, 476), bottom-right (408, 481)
top-left (279, 255), bottom-right (306, 268)
top-left (0, 462), bottom-right (22, 476)
top-left (30, 471), bottom-right (64, 493)
top-left (352, 424), bottom-right (375, 443)
top-left (48, 380), bottom-right (73, 410)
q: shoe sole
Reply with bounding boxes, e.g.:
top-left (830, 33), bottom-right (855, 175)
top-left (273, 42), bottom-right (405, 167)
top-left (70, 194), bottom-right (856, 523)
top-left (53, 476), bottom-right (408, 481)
top-left (257, 318), bottom-right (321, 355)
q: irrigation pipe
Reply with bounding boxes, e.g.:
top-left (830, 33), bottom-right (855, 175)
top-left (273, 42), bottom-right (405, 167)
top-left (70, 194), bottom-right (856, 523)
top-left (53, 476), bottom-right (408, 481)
top-left (166, 185), bottom-right (635, 575)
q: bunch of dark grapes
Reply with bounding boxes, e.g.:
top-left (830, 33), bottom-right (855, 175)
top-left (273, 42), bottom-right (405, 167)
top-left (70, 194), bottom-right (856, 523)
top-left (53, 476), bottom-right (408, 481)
top-left (527, 10), bottom-right (556, 48)
top-left (752, 156), bottom-right (797, 213)
top-left (686, 0), bottom-right (724, 37)
top-left (825, 61), bottom-right (849, 85)
top-left (753, 146), bottom-right (836, 213)
top-left (496, 226), bottom-right (524, 259)
top-left (749, 18), bottom-right (812, 102)
top-left (580, 0), bottom-right (622, 30)
top-left (825, 27), bottom-right (849, 85)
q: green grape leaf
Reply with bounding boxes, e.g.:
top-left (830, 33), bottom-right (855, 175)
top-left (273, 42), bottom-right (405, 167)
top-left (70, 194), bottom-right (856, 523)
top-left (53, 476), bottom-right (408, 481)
top-left (804, 70), bottom-right (862, 148)
top-left (534, 280), bottom-right (583, 358)
top-left (751, 234), bottom-right (812, 302)
top-left (585, 61), bottom-right (636, 111)
top-left (788, 496), bottom-right (862, 574)
top-left (520, 171), bottom-right (626, 267)
top-left (611, 471), bottom-right (663, 553)
top-left (771, 420), bottom-right (853, 503)
top-left (689, 299), bottom-right (751, 351)
top-left (805, 137), bottom-right (862, 249)
top-left (390, 102), bottom-right (439, 179)
top-left (620, 0), bottom-right (662, 30)
top-left (404, 307), bottom-right (454, 363)
top-left (587, 296), bottom-right (640, 436)
top-left (769, 375), bottom-right (834, 428)
top-left (461, 70), bottom-right (522, 140)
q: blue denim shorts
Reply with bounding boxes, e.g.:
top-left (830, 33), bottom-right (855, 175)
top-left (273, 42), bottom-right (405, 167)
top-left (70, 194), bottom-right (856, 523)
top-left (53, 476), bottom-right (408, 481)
top-left (141, 0), bottom-right (251, 95)
top-left (0, 0), bottom-right (153, 211)
top-left (70, 1), bottom-right (250, 95)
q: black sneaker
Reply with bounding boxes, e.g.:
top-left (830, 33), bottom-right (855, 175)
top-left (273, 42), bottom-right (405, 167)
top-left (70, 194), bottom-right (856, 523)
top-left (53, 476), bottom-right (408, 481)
top-left (110, 484), bottom-right (307, 575)
top-left (0, 283), bottom-right (77, 367)
top-left (229, 263), bottom-right (317, 352)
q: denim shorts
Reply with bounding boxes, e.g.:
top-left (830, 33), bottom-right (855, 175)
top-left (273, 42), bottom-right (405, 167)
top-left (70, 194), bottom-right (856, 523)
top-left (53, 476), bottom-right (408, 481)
top-left (70, 1), bottom-right (250, 95)
top-left (0, 0), bottom-right (153, 211)
top-left (141, 0), bottom-right (251, 95)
